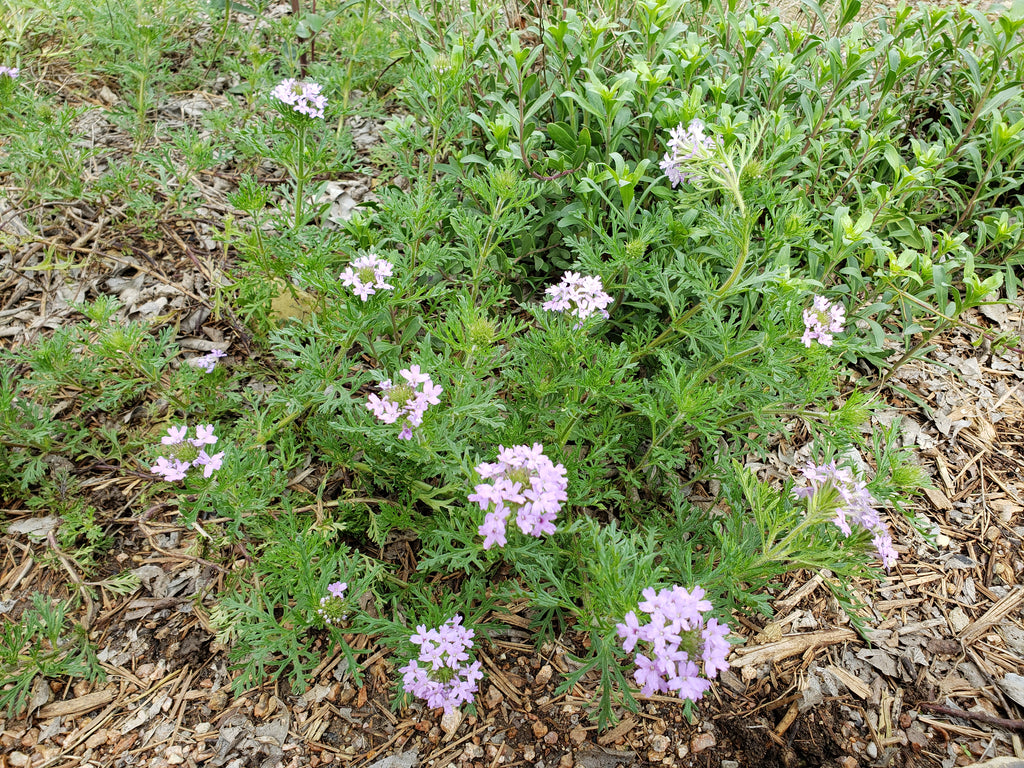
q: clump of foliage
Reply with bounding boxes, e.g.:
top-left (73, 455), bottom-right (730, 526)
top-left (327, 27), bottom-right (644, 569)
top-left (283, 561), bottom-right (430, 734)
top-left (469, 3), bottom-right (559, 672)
top-left (1, 0), bottom-right (1019, 727)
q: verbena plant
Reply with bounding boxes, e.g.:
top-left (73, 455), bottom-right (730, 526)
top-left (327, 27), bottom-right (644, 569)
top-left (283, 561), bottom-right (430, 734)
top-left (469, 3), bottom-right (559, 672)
top-left (2, 0), bottom-right (1020, 727)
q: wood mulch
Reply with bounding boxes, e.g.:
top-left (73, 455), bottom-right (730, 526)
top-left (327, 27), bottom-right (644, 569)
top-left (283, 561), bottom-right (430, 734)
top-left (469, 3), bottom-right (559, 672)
top-left (2, 4), bottom-right (1024, 764)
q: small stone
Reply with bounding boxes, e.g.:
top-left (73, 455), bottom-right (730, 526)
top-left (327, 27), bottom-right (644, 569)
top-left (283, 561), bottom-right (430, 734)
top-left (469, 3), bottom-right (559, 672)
top-left (949, 607), bottom-right (971, 634)
top-left (338, 685), bottom-right (356, 705)
top-left (691, 733), bottom-right (716, 753)
top-left (866, 741), bottom-right (878, 759)
top-left (676, 746), bottom-right (689, 759)
top-left (523, 745), bottom-right (536, 761)
top-left (208, 690), bottom-right (228, 711)
top-left (840, 757), bottom-right (858, 768)
top-left (166, 746), bottom-right (185, 765)
top-left (543, 731), bottom-right (558, 745)
top-left (85, 730), bottom-right (109, 749)
top-left (650, 735), bottom-right (671, 754)
top-left (535, 665), bottom-right (553, 687)
top-left (558, 755), bottom-right (573, 768)
top-left (569, 727), bottom-right (587, 747)
top-left (441, 708), bottom-right (463, 738)
top-left (9, 753), bottom-right (29, 768)
top-left (532, 721), bottom-right (549, 739)
top-left (194, 723), bottom-right (211, 735)
top-left (485, 685), bottom-right (504, 709)
top-left (722, 761), bottom-right (739, 768)
top-left (428, 726), bottom-right (441, 745)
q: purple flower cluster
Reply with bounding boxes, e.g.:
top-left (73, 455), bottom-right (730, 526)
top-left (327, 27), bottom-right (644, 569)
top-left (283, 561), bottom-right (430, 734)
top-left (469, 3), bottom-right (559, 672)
top-left (0, 66), bottom-right (18, 79)
top-left (189, 349), bottom-right (226, 373)
top-left (272, 78), bottom-right (327, 119)
top-left (366, 365), bottom-right (442, 440)
top-left (542, 271), bottom-right (612, 325)
top-left (468, 443), bottom-right (568, 549)
top-left (802, 295), bottom-right (846, 347)
top-left (794, 462), bottom-right (898, 569)
top-left (616, 585), bottom-right (730, 702)
top-left (317, 581), bottom-right (348, 626)
top-left (400, 615), bottom-right (484, 714)
top-left (340, 253), bottom-right (395, 301)
top-left (659, 120), bottom-right (717, 187)
top-left (151, 424), bottom-right (225, 482)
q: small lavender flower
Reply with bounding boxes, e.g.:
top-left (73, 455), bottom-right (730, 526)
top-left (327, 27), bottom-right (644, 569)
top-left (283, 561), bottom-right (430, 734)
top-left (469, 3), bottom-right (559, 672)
top-left (400, 615), bottom-right (483, 714)
top-left (794, 461), bottom-right (897, 569)
top-left (365, 365), bottom-right (442, 441)
top-left (468, 443), bottom-right (568, 549)
top-left (0, 66), bottom-right (19, 79)
top-left (317, 581), bottom-right (349, 626)
top-left (151, 424), bottom-right (225, 482)
top-left (659, 119), bottom-right (717, 187)
top-left (616, 585), bottom-right (729, 703)
top-left (190, 349), bottom-right (226, 373)
top-left (161, 426), bottom-right (188, 445)
top-left (151, 456), bottom-right (191, 482)
top-left (190, 424), bottom-right (218, 447)
top-left (340, 253), bottom-right (395, 301)
top-left (272, 78), bottom-right (327, 119)
top-left (542, 271), bottom-right (612, 325)
top-left (193, 450), bottom-right (225, 478)
top-left (801, 295), bottom-right (846, 347)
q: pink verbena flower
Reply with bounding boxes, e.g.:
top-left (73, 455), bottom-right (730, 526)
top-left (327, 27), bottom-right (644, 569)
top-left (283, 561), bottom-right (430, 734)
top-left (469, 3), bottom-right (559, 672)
top-left (795, 461), bottom-right (897, 569)
top-left (469, 443), bottom-right (568, 549)
top-left (0, 66), bottom-right (19, 79)
top-left (161, 426), bottom-right (188, 445)
top-left (340, 253), bottom-right (395, 301)
top-left (801, 295), bottom-right (846, 347)
top-left (542, 271), bottom-right (612, 325)
top-left (272, 78), bottom-right (327, 119)
top-left (193, 450), bottom-right (225, 479)
top-left (400, 615), bottom-right (483, 714)
top-left (151, 456), bottom-right (191, 482)
top-left (190, 424), bottom-right (218, 447)
top-left (189, 349), bottom-right (226, 373)
top-left (365, 365), bottom-right (442, 440)
top-left (151, 424), bottom-right (225, 482)
top-left (317, 581), bottom-right (349, 626)
top-left (659, 119), bottom-right (717, 187)
top-left (616, 585), bottom-right (730, 703)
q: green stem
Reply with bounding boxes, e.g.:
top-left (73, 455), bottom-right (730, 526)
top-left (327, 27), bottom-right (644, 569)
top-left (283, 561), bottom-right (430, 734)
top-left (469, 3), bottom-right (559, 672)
top-left (749, 491), bottom-right (836, 571)
top-left (294, 123), bottom-right (307, 229)
top-left (631, 216), bottom-right (751, 362)
top-left (635, 343), bottom-right (763, 471)
top-left (255, 407), bottom-right (306, 444)
top-left (470, 197), bottom-right (507, 305)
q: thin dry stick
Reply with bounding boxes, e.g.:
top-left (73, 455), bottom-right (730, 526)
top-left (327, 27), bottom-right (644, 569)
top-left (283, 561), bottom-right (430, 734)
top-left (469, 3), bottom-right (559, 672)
top-left (918, 702), bottom-right (1024, 732)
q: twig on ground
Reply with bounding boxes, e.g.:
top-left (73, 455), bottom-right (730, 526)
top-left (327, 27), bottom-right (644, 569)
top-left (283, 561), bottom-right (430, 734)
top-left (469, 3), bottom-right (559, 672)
top-left (918, 702), bottom-right (1024, 732)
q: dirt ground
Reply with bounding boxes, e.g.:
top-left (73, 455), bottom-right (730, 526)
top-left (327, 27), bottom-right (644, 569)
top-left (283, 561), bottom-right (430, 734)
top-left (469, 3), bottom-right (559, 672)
top-left (3, 0), bottom-right (1024, 766)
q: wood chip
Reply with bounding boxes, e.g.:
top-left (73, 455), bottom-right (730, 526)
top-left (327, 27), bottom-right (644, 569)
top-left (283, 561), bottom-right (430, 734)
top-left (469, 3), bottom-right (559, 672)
top-left (731, 629), bottom-right (856, 669)
top-left (960, 587), bottom-right (1024, 643)
top-left (37, 688), bottom-right (117, 719)
top-left (774, 572), bottom-right (825, 613)
top-left (824, 666), bottom-right (871, 699)
top-left (924, 487), bottom-right (953, 510)
top-left (596, 715), bottom-right (637, 747)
